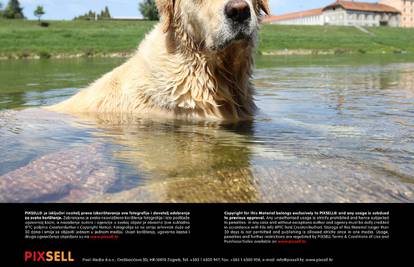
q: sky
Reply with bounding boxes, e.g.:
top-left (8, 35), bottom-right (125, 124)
top-left (1, 0), bottom-right (379, 20)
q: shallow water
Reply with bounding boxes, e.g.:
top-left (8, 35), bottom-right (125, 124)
top-left (0, 56), bottom-right (413, 203)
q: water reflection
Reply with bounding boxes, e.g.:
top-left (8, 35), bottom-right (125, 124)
top-left (85, 113), bottom-right (258, 203)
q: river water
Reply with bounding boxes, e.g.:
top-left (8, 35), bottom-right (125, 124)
top-left (0, 56), bottom-right (413, 203)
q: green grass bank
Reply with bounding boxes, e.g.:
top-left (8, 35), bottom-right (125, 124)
top-left (1, 20), bottom-right (414, 59)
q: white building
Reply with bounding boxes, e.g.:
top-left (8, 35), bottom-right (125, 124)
top-left (264, 1), bottom-right (401, 27)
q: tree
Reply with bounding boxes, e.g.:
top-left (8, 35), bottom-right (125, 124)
top-left (3, 0), bottom-right (25, 19)
top-left (103, 6), bottom-right (111, 19)
top-left (34, 5), bottom-right (45, 22)
top-left (139, 0), bottom-right (159, 20)
top-left (99, 6), bottom-right (111, 19)
top-left (0, 2), bottom-right (3, 17)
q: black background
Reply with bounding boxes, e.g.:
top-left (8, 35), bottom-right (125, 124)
top-left (1, 204), bottom-right (413, 266)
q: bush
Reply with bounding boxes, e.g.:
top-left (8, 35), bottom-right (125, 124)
top-left (17, 51), bottom-right (30, 59)
top-left (83, 48), bottom-right (96, 57)
top-left (38, 51), bottom-right (51, 59)
top-left (39, 21), bottom-right (49, 27)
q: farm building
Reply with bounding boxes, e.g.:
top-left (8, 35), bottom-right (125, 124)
top-left (264, 0), bottom-right (401, 27)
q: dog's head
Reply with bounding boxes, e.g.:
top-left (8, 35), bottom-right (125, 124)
top-left (156, 0), bottom-right (270, 51)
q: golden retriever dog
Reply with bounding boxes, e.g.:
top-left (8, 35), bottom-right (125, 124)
top-left (48, 0), bottom-right (270, 121)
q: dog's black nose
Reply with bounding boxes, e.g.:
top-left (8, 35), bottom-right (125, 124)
top-left (225, 0), bottom-right (251, 23)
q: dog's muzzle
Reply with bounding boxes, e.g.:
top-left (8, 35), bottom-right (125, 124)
top-left (225, 0), bottom-right (251, 23)
top-left (224, 0), bottom-right (253, 40)
top-left (211, 0), bottom-right (255, 50)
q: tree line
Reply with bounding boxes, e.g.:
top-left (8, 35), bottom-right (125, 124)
top-left (0, 0), bottom-right (160, 21)
top-left (74, 1), bottom-right (159, 21)
top-left (74, 6), bottom-right (111, 21)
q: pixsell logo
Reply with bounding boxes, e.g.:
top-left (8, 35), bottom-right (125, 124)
top-left (24, 251), bottom-right (75, 262)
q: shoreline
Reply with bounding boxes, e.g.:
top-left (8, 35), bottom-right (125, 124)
top-left (0, 49), bottom-right (409, 61)
top-left (0, 51), bottom-right (135, 60)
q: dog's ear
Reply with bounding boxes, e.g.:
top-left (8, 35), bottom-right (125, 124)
top-left (156, 0), bottom-right (175, 33)
top-left (258, 0), bottom-right (271, 16)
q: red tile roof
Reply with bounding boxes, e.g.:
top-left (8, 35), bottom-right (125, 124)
top-left (262, 8), bottom-right (323, 23)
top-left (323, 1), bottom-right (400, 14)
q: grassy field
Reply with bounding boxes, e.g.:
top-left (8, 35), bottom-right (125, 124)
top-left (1, 19), bottom-right (414, 59)
top-left (259, 24), bottom-right (414, 55)
top-left (0, 20), bottom-right (156, 59)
